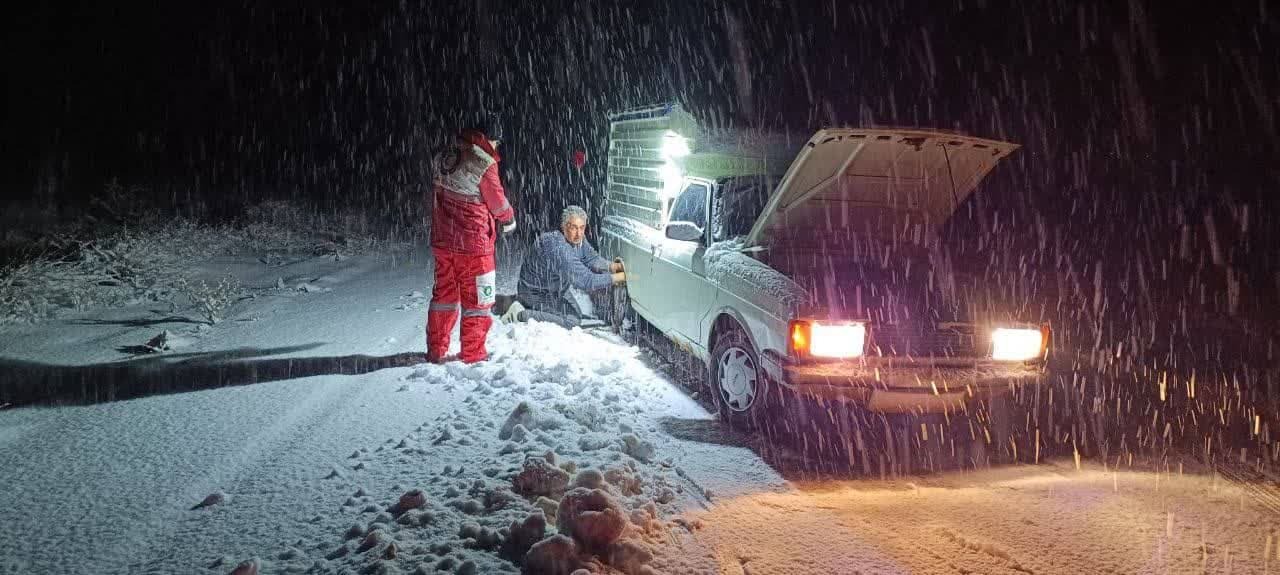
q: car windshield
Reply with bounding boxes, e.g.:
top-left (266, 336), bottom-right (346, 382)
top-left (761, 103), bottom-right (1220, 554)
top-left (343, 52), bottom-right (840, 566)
top-left (712, 175), bottom-right (776, 242)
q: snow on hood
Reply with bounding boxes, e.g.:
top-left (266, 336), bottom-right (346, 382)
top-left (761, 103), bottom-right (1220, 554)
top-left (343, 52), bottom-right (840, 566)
top-left (704, 239), bottom-right (808, 313)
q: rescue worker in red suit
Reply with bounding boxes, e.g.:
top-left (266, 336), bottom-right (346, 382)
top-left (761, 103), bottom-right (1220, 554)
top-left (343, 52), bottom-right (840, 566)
top-left (427, 116), bottom-right (516, 363)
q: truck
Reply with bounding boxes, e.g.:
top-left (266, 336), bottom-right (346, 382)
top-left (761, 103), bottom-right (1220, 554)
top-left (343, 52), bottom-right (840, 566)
top-left (598, 102), bottom-right (1049, 444)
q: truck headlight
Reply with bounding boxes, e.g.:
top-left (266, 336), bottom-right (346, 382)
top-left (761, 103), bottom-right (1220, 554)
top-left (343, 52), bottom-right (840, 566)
top-left (790, 321), bottom-right (866, 359)
top-left (990, 327), bottom-right (1048, 361)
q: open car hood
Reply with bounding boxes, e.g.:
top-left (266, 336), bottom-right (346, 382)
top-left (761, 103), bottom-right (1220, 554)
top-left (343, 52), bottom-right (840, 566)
top-left (745, 129), bottom-right (1018, 246)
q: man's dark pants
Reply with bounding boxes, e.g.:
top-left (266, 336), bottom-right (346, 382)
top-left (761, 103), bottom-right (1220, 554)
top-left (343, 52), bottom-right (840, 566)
top-left (516, 290), bottom-right (583, 329)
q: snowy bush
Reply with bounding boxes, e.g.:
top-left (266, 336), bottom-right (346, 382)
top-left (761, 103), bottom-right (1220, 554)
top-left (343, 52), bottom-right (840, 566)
top-left (237, 199), bottom-right (395, 258)
top-left (89, 178), bottom-right (163, 229)
top-left (0, 198), bottom-right (415, 326)
top-left (0, 228), bottom-right (198, 324)
top-left (174, 274), bottom-right (242, 325)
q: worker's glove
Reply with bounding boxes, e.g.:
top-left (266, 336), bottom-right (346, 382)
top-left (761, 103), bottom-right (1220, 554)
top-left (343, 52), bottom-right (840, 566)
top-left (501, 220), bottom-right (517, 234)
top-left (611, 258), bottom-right (625, 273)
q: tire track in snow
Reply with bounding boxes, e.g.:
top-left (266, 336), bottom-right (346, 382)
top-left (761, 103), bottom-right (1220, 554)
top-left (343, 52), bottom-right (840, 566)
top-left (133, 368), bottom-right (460, 573)
top-left (1198, 455), bottom-right (1280, 516)
top-left (935, 527), bottom-right (1036, 574)
top-left (126, 375), bottom-right (357, 574)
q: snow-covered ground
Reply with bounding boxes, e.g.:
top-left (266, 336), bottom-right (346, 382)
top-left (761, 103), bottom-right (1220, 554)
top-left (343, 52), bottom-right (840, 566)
top-left (1, 241), bottom-right (1276, 574)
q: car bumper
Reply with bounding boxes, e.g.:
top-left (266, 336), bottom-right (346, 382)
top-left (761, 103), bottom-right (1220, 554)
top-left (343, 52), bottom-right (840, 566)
top-left (777, 359), bottom-right (1045, 414)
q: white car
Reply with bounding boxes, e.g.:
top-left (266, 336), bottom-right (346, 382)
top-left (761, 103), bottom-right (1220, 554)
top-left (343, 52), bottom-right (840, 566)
top-left (599, 103), bottom-right (1050, 431)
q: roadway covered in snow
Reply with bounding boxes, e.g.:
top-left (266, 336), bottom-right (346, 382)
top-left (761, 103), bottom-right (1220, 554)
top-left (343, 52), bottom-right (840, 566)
top-left (0, 244), bottom-right (1276, 574)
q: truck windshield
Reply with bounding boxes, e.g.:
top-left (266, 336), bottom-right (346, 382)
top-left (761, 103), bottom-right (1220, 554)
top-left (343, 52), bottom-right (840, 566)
top-left (713, 175), bottom-right (776, 242)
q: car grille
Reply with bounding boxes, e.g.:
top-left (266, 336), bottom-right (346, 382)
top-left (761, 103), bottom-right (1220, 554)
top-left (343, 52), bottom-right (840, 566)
top-left (869, 323), bottom-right (981, 358)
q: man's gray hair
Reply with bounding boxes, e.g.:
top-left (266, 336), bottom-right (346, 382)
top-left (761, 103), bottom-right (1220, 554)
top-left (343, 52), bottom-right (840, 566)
top-left (560, 205), bottom-right (588, 227)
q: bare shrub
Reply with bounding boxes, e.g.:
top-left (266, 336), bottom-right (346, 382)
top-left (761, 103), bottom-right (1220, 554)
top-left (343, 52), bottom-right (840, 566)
top-left (174, 274), bottom-right (243, 324)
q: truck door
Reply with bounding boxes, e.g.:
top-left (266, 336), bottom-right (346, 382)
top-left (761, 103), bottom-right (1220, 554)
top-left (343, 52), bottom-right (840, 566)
top-left (601, 219), bottom-right (657, 323)
top-left (653, 179), bottom-right (717, 351)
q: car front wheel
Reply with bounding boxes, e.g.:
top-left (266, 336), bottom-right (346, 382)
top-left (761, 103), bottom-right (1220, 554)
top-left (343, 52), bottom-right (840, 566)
top-left (709, 328), bottom-right (773, 429)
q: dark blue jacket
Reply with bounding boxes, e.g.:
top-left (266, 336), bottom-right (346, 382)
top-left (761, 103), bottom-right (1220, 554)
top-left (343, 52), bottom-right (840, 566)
top-left (518, 231), bottom-right (612, 299)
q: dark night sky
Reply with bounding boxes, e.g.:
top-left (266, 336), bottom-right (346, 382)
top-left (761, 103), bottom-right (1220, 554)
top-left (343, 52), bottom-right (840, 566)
top-left (3, 1), bottom-right (1278, 244)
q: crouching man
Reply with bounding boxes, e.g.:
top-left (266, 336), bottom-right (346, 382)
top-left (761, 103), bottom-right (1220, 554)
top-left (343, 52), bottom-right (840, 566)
top-left (502, 205), bottom-right (624, 328)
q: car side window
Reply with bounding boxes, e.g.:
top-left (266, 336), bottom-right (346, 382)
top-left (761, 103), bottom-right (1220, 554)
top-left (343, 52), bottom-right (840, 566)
top-left (713, 176), bottom-right (775, 241)
top-left (669, 182), bottom-right (708, 229)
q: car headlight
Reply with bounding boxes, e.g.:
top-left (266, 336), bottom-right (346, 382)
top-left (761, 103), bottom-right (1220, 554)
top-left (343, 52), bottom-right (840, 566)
top-left (790, 321), bottom-right (866, 359)
top-left (990, 327), bottom-right (1047, 361)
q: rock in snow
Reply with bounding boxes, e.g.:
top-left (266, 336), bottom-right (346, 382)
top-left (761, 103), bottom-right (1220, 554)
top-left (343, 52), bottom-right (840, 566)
top-left (191, 491), bottom-right (226, 510)
top-left (143, 330), bottom-right (171, 353)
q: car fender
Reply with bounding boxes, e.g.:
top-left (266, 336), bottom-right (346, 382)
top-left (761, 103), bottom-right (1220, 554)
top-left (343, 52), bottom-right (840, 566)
top-left (703, 302), bottom-right (791, 382)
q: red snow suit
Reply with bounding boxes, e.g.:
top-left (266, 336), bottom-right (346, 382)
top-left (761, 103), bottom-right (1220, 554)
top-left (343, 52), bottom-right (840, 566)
top-left (427, 130), bottom-right (514, 363)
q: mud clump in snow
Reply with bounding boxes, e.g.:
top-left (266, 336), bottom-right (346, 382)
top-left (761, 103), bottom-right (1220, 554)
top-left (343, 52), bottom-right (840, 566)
top-left (523, 534), bottom-right (580, 575)
top-left (570, 469), bottom-right (606, 491)
top-left (556, 488), bottom-right (628, 554)
top-left (458, 521), bottom-right (503, 550)
top-left (390, 488), bottom-right (426, 515)
top-left (512, 456), bottom-right (571, 498)
top-left (629, 504), bottom-right (663, 533)
top-left (603, 466), bottom-right (644, 496)
top-left (535, 496), bottom-right (559, 523)
top-left (228, 557), bottom-right (260, 575)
